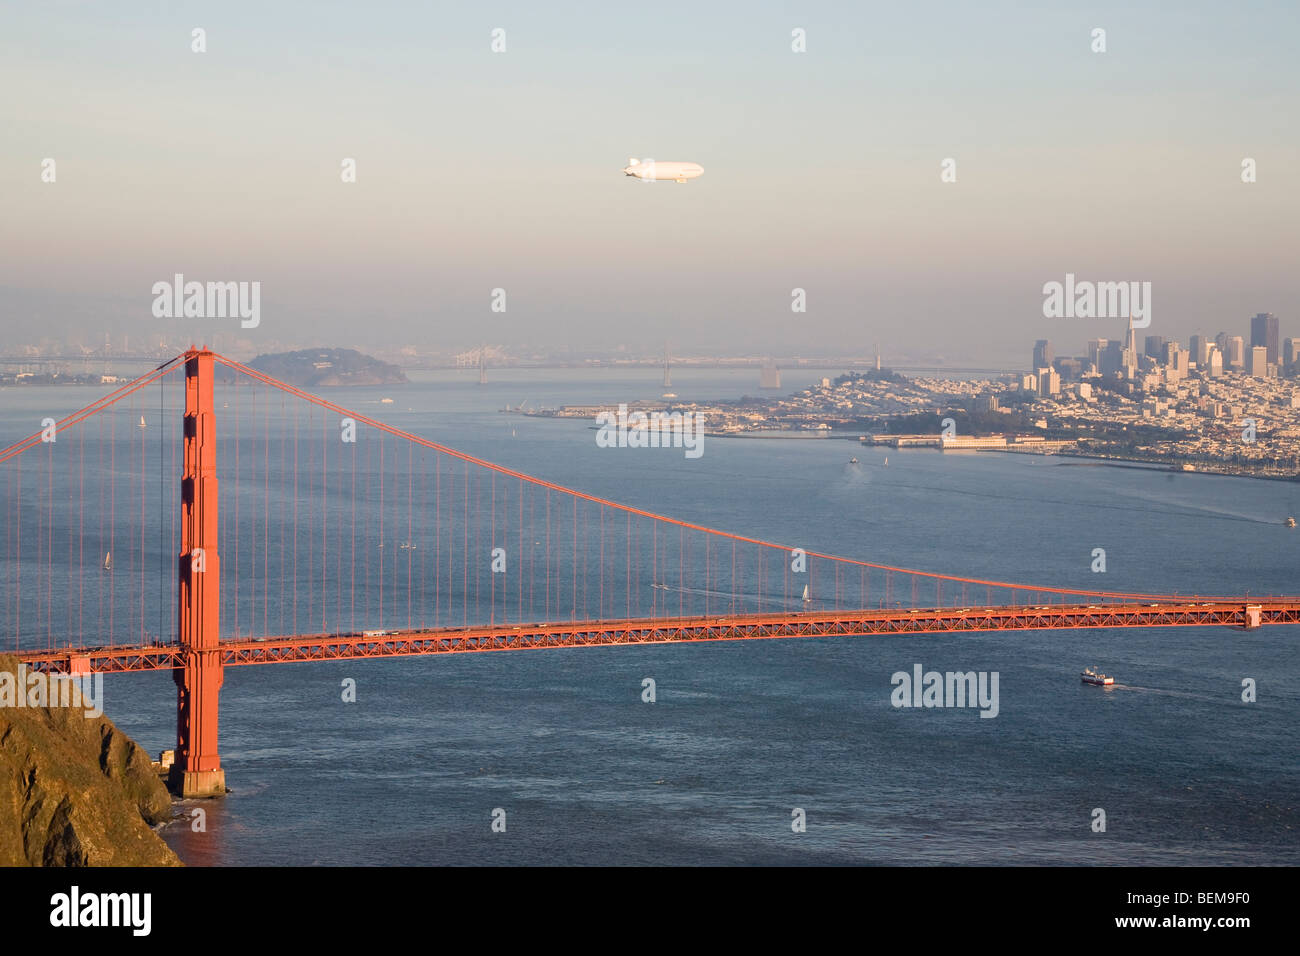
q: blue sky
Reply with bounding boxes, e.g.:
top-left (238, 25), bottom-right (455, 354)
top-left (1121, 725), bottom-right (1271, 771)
top-left (2, 0), bottom-right (1297, 363)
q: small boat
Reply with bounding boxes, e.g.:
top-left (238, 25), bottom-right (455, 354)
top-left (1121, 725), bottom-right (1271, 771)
top-left (103, 551), bottom-right (112, 572)
top-left (883, 456), bottom-right (889, 466)
top-left (381, 398), bottom-right (394, 404)
top-left (399, 541), bottom-right (416, 551)
top-left (1081, 667), bottom-right (1114, 686)
top-left (849, 457), bottom-right (859, 464)
top-left (801, 584), bottom-right (811, 604)
top-left (1286, 517), bottom-right (1296, 528)
top-left (138, 416), bottom-right (146, 428)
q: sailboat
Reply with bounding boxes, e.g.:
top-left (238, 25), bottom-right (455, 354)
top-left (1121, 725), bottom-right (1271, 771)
top-left (883, 456), bottom-right (889, 466)
top-left (801, 584), bottom-right (810, 604)
top-left (138, 416), bottom-right (146, 429)
top-left (103, 551), bottom-right (112, 572)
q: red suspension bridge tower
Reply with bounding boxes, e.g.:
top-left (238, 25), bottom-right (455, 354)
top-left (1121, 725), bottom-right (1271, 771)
top-left (172, 349), bottom-right (226, 798)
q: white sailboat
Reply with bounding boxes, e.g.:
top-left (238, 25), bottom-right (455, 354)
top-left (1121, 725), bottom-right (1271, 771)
top-left (138, 415), bottom-right (146, 428)
top-left (801, 584), bottom-right (810, 604)
top-left (103, 551), bottom-right (112, 571)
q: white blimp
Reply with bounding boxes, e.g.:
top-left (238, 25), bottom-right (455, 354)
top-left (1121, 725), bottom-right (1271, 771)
top-left (623, 158), bottom-right (704, 183)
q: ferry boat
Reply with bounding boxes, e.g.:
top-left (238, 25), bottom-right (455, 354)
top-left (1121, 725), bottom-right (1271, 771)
top-left (1081, 667), bottom-right (1114, 686)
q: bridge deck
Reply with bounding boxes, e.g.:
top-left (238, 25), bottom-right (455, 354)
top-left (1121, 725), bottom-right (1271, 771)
top-left (17, 601), bottom-right (1299, 674)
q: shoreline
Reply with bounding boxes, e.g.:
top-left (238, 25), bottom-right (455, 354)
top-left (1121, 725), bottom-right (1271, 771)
top-left (690, 429), bottom-right (1300, 483)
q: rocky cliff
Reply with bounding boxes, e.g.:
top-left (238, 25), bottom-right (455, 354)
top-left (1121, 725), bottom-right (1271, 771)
top-left (0, 655), bottom-right (181, 866)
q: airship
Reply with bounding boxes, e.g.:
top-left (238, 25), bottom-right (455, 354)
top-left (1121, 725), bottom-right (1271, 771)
top-left (623, 158), bottom-right (704, 183)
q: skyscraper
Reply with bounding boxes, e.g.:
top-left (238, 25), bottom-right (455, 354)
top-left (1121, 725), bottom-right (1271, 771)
top-left (1248, 346), bottom-right (1269, 378)
top-left (1087, 339), bottom-right (1109, 371)
top-left (1144, 335), bottom-right (1166, 359)
top-left (1189, 334), bottom-right (1211, 366)
top-left (1226, 336), bottom-right (1245, 369)
top-left (1285, 337), bottom-right (1299, 372)
top-left (1033, 339), bottom-right (1053, 370)
top-left (1100, 341), bottom-right (1124, 376)
top-left (1251, 313), bottom-right (1279, 365)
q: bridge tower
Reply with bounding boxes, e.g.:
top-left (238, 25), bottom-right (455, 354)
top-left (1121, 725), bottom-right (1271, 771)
top-left (170, 348), bottom-right (226, 798)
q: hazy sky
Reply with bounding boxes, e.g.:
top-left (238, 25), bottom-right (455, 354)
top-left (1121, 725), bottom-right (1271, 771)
top-left (2, 1), bottom-right (1297, 364)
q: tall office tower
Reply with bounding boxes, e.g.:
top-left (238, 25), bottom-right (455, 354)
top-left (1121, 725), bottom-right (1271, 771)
top-left (1189, 334), bottom-right (1211, 366)
top-left (1053, 356), bottom-right (1083, 381)
top-left (1088, 338), bottom-right (1109, 370)
top-left (1251, 313), bottom-right (1280, 365)
top-left (1207, 346), bottom-right (1223, 377)
top-left (1144, 335), bottom-right (1166, 358)
top-left (1173, 348), bottom-right (1190, 378)
top-left (1285, 337), bottom-right (1299, 371)
top-left (1248, 346), bottom-right (1269, 377)
top-left (1037, 367), bottom-right (1061, 397)
top-left (1033, 339), bottom-right (1053, 370)
top-left (1161, 343), bottom-right (1186, 381)
top-left (1100, 341), bottom-right (1124, 376)
top-left (1226, 336), bottom-right (1245, 369)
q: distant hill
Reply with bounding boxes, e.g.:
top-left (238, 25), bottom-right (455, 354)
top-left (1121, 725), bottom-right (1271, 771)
top-left (237, 348), bottom-right (407, 387)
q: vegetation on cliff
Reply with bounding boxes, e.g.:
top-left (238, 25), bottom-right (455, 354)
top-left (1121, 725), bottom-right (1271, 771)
top-left (0, 656), bottom-right (180, 866)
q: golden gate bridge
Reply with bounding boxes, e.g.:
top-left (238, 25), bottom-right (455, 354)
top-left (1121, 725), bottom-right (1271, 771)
top-left (2, 349), bottom-right (1296, 797)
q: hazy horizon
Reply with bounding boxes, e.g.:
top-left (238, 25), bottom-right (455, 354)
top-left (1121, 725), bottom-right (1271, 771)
top-left (3, 1), bottom-right (1297, 365)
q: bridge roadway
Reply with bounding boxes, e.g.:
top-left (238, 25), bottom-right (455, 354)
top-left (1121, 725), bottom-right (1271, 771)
top-left (18, 599), bottom-right (1300, 675)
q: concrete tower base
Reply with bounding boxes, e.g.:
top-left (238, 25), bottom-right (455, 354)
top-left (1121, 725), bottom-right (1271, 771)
top-left (170, 768), bottom-right (227, 798)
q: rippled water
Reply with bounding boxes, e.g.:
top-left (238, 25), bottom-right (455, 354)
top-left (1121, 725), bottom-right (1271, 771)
top-left (3, 368), bottom-right (1297, 864)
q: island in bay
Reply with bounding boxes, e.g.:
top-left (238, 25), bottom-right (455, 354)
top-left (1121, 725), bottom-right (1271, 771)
top-left (234, 348), bottom-right (407, 388)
